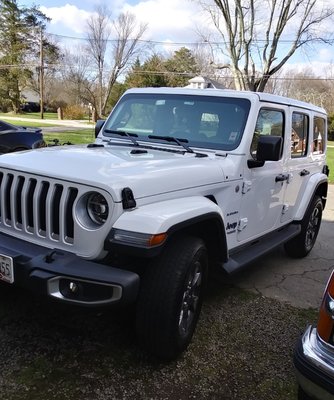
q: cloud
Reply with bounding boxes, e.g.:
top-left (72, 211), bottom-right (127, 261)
top-left (317, 48), bottom-right (334, 63)
top-left (40, 4), bottom-right (92, 34)
top-left (40, 0), bottom-right (205, 44)
top-left (122, 0), bottom-right (204, 43)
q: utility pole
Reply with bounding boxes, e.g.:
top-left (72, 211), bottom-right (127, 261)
top-left (39, 28), bottom-right (44, 119)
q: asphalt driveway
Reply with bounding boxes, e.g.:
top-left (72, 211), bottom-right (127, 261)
top-left (232, 184), bottom-right (334, 309)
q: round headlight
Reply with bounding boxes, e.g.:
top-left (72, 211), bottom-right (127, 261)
top-left (86, 192), bottom-right (109, 225)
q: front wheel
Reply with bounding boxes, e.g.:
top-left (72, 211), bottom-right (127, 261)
top-left (297, 386), bottom-right (314, 400)
top-left (284, 195), bottom-right (323, 258)
top-left (135, 236), bottom-right (208, 359)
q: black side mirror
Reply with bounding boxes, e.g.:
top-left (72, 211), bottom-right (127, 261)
top-left (95, 119), bottom-right (105, 138)
top-left (248, 135), bottom-right (283, 168)
top-left (257, 135), bottom-right (283, 161)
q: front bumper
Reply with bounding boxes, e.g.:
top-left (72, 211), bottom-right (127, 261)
top-left (0, 232), bottom-right (139, 306)
top-left (294, 325), bottom-right (334, 400)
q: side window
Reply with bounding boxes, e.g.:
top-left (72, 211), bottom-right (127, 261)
top-left (313, 117), bottom-right (326, 154)
top-left (251, 109), bottom-right (284, 159)
top-left (291, 113), bottom-right (308, 158)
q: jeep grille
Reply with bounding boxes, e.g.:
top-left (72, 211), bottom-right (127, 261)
top-left (0, 171), bottom-right (79, 244)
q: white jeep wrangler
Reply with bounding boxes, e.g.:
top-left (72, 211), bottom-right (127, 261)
top-left (0, 88), bottom-right (328, 359)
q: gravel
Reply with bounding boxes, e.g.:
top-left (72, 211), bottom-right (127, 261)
top-left (0, 280), bottom-right (316, 400)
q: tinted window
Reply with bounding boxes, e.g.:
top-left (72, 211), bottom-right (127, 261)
top-left (104, 94), bottom-right (251, 151)
top-left (291, 113), bottom-right (309, 158)
top-left (251, 109), bottom-right (284, 159)
top-left (313, 117), bottom-right (326, 154)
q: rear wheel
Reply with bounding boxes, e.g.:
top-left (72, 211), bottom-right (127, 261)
top-left (135, 236), bottom-right (208, 359)
top-left (284, 195), bottom-right (323, 258)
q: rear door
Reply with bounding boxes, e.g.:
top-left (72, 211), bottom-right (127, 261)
top-left (281, 111), bottom-right (327, 222)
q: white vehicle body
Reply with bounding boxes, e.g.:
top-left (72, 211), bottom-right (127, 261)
top-left (0, 87), bottom-right (328, 358)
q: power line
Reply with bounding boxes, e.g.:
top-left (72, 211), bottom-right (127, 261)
top-left (48, 32), bottom-right (334, 46)
top-left (1, 61), bottom-right (334, 81)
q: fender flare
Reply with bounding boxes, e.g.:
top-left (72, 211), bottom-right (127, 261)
top-left (108, 196), bottom-right (227, 260)
top-left (113, 196), bottom-right (224, 234)
top-left (294, 173), bottom-right (328, 220)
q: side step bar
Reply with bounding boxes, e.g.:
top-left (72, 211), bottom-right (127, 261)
top-left (223, 224), bottom-right (301, 274)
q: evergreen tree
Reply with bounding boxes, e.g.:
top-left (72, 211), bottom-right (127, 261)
top-left (165, 47), bottom-right (199, 87)
top-left (125, 49), bottom-right (200, 90)
top-left (125, 55), bottom-right (169, 89)
top-left (0, 0), bottom-right (57, 112)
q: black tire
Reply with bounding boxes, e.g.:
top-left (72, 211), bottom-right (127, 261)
top-left (135, 236), bottom-right (208, 360)
top-left (284, 195), bottom-right (323, 258)
top-left (298, 386), bottom-right (314, 400)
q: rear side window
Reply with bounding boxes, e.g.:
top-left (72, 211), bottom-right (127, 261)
top-left (291, 113), bottom-right (309, 158)
top-left (313, 117), bottom-right (326, 154)
top-left (251, 108), bottom-right (284, 159)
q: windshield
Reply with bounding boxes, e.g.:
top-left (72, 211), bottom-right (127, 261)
top-left (103, 93), bottom-right (251, 151)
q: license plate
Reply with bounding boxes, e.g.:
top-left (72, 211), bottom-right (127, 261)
top-left (0, 254), bottom-right (14, 284)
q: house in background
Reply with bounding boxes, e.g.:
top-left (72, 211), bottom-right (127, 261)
top-left (21, 89), bottom-right (40, 112)
top-left (185, 76), bottom-right (225, 89)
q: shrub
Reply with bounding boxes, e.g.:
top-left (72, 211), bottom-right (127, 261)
top-left (0, 99), bottom-right (12, 113)
top-left (63, 105), bottom-right (85, 120)
top-left (46, 100), bottom-right (68, 113)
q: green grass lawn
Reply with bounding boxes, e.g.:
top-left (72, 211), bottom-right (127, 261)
top-left (1, 118), bottom-right (94, 144)
top-left (0, 111), bottom-right (92, 121)
top-left (1, 118), bottom-right (59, 128)
top-left (0, 112), bottom-right (58, 120)
top-left (43, 130), bottom-right (95, 145)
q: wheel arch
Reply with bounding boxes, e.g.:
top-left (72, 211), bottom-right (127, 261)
top-left (294, 175), bottom-right (328, 221)
top-left (315, 181), bottom-right (328, 209)
top-left (166, 213), bottom-right (228, 265)
top-left (107, 196), bottom-right (228, 264)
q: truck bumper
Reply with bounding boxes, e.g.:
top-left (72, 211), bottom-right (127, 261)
top-left (0, 232), bottom-right (140, 306)
top-left (294, 325), bottom-right (334, 400)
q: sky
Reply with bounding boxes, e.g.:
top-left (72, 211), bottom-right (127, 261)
top-left (18, 0), bottom-right (205, 44)
top-left (17, 0), bottom-right (334, 76)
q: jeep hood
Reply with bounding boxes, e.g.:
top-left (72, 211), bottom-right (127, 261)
top-left (0, 145), bottom-right (228, 202)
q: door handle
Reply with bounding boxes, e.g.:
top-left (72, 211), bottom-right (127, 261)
top-left (300, 169), bottom-right (310, 176)
top-left (275, 174), bottom-right (289, 182)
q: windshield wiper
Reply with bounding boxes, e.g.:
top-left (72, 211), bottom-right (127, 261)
top-left (148, 135), bottom-right (194, 153)
top-left (104, 129), bottom-right (139, 146)
top-left (148, 135), bottom-right (207, 157)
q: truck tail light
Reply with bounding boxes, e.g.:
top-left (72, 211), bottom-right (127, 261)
top-left (317, 272), bottom-right (334, 343)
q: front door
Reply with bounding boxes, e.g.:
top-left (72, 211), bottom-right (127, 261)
top-left (238, 107), bottom-right (287, 243)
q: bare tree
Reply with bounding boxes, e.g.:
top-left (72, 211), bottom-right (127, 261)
top-left (196, 0), bottom-right (334, 92)
top-left (276, 67), bottom-right (332, 109)
top-left (61, 46), bottom-right (97, 108)
top-left (102, 12), bottom-right (147, 115)
top-left (86, 10), bottom-right (147, 117)
top-left (86, 4), bottom-right (111, 117)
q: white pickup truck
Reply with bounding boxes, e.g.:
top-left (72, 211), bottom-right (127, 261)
top-left (0, 87), bottom-right (328, 359)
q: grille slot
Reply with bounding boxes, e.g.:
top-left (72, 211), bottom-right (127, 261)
top-left (0, 172), bottom-right (79, 244)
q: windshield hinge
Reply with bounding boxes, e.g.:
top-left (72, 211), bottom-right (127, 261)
top-left (238, 218), bottom-right (248, 231)
top-left (122, 187), bottom-right (136, 209)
